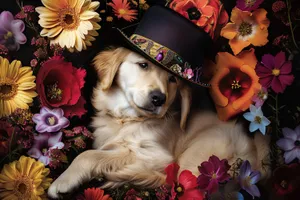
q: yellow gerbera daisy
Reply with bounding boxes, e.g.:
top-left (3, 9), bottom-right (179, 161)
top-left (0, 56), bottom-right (37, 118)
top-left (0, 156), bottom-right (52, 200)
top-left (36, 0), bottom-right (101, 52)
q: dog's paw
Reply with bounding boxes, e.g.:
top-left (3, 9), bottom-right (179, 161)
top-left (47, 177), bottom-right (78, 199)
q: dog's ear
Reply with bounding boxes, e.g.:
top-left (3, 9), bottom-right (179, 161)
top-left (178, 81), bottom-right (192, 131)
top-left (93, 47), bottom-right (130, 90)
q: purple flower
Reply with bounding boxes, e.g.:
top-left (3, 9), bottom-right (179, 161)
top-left (239, 160), bottom-right (261, 198)
top-left (252, 87), bottom-right (268, 107)
top-left (236, 0), bottom-right (264, 11)
top-left (276, 125), bottom-right (300, 164)
top-left (0, 11), bottom-right (26, 51)
top-left (32, 107), bottom-right (69, 133)
top-left (27, 132), bottom-right (64, 165)
top-left (197, 155), bottom-right (231, 194)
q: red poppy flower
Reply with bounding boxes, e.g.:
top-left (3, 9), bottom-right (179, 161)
top-left (197, 155), bottom-right (231, 194)
top-left (209, 49), bottom-right (261, 121)
top-left (272, 163), bottom-right (300, 199)
top-left (165, 163), bottom-right (204, 200)
top-left (77, 187), bottom-right (110, 200)
top-left (169, 0), bottom-right (228, 39)
top-left (36, 56), bottom-right (87, 117)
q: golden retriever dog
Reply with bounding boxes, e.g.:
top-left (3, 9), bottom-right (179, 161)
top-left (48, 47), bottom-right (270, 199)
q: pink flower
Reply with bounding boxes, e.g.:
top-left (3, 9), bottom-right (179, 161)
top-left (236, 0), bottom-right (264, 11)
top-left (0, 11), bottom-right (27, 51)
top-left (197, 155), bottom-right (231, 194)
top-left (256, 51), bottom-right (294, 93)
top-left (27, 132), bottom-right (64, 165)
top-left (183, 68), bottom-right (194, 79)
top-left (252, 87), bottom-right (268, 107)
top-left (165, 163), bottom-right (204, 200)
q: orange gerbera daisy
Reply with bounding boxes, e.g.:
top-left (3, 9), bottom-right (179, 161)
top-left (209, 49), bottom-right (261, 121)
top-left (107, 0), bottom-right (138, 22)
top-left (221, 7), bottom-right (270, 55)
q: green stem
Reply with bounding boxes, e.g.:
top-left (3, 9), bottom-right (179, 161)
top-left (275, 94), bottom-right (280, 137)
top-left (286, 0), bottom-right (300, 50)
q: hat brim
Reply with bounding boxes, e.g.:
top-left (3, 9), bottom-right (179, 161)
top-left (110, 27), bottom-right (211, 88)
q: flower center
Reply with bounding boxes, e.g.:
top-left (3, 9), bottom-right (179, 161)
top-left (272, 68), bottom-right (280, 76)
top-left (243, 176), bottom-right (252, 187)
top-left (212, 173), bottom-right (217, 179)
top-left (239, 22), bottom-right (253, 36)
top-left (14, 176), bottom-right (33, 199)
top-left (187, 7), bottom-right (201, 20)
top-left (294, 140), bottom-right (300, 146)
top-left (4, 31), bottom-right (13, 40)
top-left (245, 0), bottom-right (256, 7)
top-left (119, 9), bottom-right (127, 15)
top-left (0, 80), bottom-right (18, 100)
top-left (255, 116), bottom-right (262, 123)
top-left (46, 116), bottom-right (57, 126)
top-left (258, 90), bottom-right (268, 100)
top-left (175, 184), bottom-right (185, 195)
top-left (231, 80), bottom-right (242, 89)
top-left (59, 8), bottom-right (79, 29)
top-left (280, 180), bottom-right (288, 188)
top-left (46, 82), bottom-right (63, 101)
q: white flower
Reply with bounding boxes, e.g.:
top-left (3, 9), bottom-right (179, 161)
top-left (243, 104), bottom-right (270, 135)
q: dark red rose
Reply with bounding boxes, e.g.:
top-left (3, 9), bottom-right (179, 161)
top-left (36, 56), bottom-right (86, 117)
top-left (272, 163), bottom-right (300, 199)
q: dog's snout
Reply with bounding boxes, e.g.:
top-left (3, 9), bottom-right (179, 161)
top-left (150, 90), bottom-right (166, 107)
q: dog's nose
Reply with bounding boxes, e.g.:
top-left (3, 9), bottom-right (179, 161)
top-left (150, 90), bottom-right (166, 107)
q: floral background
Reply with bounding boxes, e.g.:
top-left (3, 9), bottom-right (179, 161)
top-left (0, 0), bottom-right (300, 199)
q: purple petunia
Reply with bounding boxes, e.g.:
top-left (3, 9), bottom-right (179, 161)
top-left (0, 11), bottom-right (27, 51)
top-left (32, 107), bottom-right (70, 133)
top-left (236, 0), bottom-right (264, 11)
top-left (276, 125), bottom-right (300, 164)
top-left (27, 132), bottom-right (64, 165)
top-left (239, 160), bottom-right (261, 198)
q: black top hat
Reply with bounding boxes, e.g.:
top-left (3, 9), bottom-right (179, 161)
top-left (113, 5), bottom-right (213, 87)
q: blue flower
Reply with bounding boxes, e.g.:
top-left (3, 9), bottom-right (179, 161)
top-left (276, 125), bottom-right (300, 164)
top-left (243, 105), bottom-right (270, 135)
top-left (239, 160), bottom-right (261, 198)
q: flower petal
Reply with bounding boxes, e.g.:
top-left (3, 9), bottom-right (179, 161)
top-left (284, 150), bottom-right (298, 164)
top-left (279, 61), bottom-right (292, 74)
top-left (249, 26), bottom-right (268, 47)
top-left (271, 77), bottom-right (284, 93)
top-left (48, 132), bottom-right (63, 147)
top-left (276, 138), bottom-right (295, 151)
top-left (197, 174), bottom-right (210, 189)
top-left (27, 147), bottom-right (42, 159)
top-left (243, 112), bottom-right (254, 122)
top-left (221, 23), bottom-right (237, 39)
top-left (237, 48), bottom-right (257, 69)
top-left (282, 127), bottom-right (297, 140)
top-left (244, 184), bottom-right (260, 198)
top-left (229, 37), bottom-right (251, 55)
top-left (178, 170), bottom-right (198, 189)
top-left (0, 11), bottom-right (14, 31)
top-left (165, 163), bottom-right (180, 185)
top-left (239, 160), bottom-right (251, 178)
top-left (250, 171), bottom-right (261, 184)
top-left (275, 51), bottom-right (286, 68)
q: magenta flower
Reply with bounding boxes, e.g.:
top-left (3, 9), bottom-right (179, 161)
top-left (256, 51), bottom-right (294, 93)
top-left (27, 132), bottom-right (64, 165)
top-left (0, 11), bottom-right (26, 51)
top-left (236, 0), bottom-right (264, 11)
top-left (183, 68), bottom-right (194, 79)
top-left (239, 160), bottom-right (261, 198)
top-left (197, 155), bottom-right (231, 194)
top-left (32, 107), bottom-right (69, 133)
top-left (252, 87), bottom-right (268, 107)
top-left (276, 125), bottom-right (300, 164)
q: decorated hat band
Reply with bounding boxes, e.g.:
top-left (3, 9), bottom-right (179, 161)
top-left (129, 34), bottom-right (211, 87)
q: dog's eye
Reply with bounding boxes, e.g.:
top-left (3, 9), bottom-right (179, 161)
top-left (169, 75), bottom-right (176, 83)
top-left (138, 62), bottom-right (148, 69)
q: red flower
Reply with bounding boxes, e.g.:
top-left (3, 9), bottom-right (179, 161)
top-left (256, 51), bottom-right (294, 93)
top-left (36, 56), bottom-right (87, 117)
top-left (169, 0), bottom-right (228, 39)
top-left (272, 163), bottom-right (300, 199)
top-left (197, 155), bottom-right (231, 194)
top-left (165, 163), bottom-right (204, 200)
top-left (0, 120), bottom-right (13, 156)
top-left (124, 189), bottom-right (142, 200)
top-left (77, 187), bottom-right (110, 200)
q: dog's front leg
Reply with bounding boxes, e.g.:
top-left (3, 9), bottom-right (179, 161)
top-left (48, 146), bottom-right (134, 199)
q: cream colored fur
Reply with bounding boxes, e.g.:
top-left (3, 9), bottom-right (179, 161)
top-left (48, 47), bottom-right (270, 199)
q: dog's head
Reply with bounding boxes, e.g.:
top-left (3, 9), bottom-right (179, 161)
top-left (93, 47), bottom-right (191, 129)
